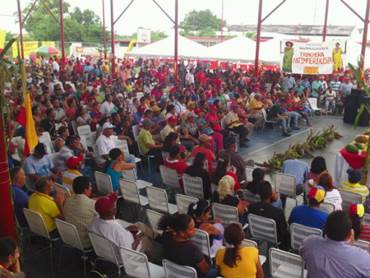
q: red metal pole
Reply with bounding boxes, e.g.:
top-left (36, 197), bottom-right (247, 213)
top-left (361, 0), bottom-right (370, 68)
top-left (322, 0), bottom-right (329, 42)
top-left (174, 0), bottom-right (179, 82)
top-left (102, 0), bottom-right (107, 59)
top-left (59, 0), bottom-right (65, 67)
top-left (110, 0), bottom-right (116, 78)
top-left (16, 0), bottom-right (24, 60)
top-left (221, 0), bottom-right (224, 42)
top-left (254, 0), bottom-right (263, 76)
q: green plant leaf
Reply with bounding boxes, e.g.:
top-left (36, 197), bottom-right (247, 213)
top-left (0, 38), bottom-right (16, 59)
top-left (354, 103), bottom-right (366, 128)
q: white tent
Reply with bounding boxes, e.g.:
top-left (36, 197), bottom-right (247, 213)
top-left (206, 36), bottom-right (257, 62)
top-left (126, 34), bottom-right (208, 59)
top-left (259, 39), bottom-right (281, 64)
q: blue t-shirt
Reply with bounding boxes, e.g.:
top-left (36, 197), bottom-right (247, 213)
top-left (289, 205), bottom-right (328, 229)
top-left (12, 185), bottom-right (29, 227)
top-left (106, 163), bottom-right (122, 191)
top-left (24, 155), bottom-right (54, 177)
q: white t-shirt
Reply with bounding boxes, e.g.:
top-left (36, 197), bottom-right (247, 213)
top-left (99, 101), bottom-right (116, 116)
top-left (96, 134), bottom-right (116, 164)
top-left (324, 189), bottom-right (342, 210)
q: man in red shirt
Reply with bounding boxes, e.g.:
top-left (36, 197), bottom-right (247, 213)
top-left (191, 134), bottom-right (216, 173)
top-left (163, 145), bottom-right (188, 175)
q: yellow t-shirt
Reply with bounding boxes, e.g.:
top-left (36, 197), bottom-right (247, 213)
top-left (341, 181), bottom-right (369, 203)
top-left (29, 192), bottom-right (61, 232)
top-left (62, 169), bottom-right (82, 188)
top-left (138, 128), bottom-right (155, 155)
top-left (249, 98), bottom-right (264, 112)
top-left (216, 246), bottom-right (259, 278)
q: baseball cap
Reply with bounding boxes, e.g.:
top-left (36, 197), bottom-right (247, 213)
top-left (199, 134), bottom-right (210, 143)
top-left (95, 193), bottom-right (118, 215)
top-left (66, 155), bottom-right (83, 169)
top-left (308, 187), bottom-right (325, 203)
top-left (168, 116), bottom-right (177, 124)
top-left (349, 203), bottom-right (365, 218)
top-left (102, 122), bottom-right (115, 130)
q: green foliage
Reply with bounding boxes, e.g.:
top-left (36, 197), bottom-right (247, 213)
top-left (246, 32), bottom-right (256, 40)
top-left (23, 0), bottom-right (105, 44)
top-left (180, 9), bottom-right (223, 36)
top-left (131, 30), bottom-right (167, 42)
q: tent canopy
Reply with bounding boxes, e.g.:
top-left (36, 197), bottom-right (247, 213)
top-left (206, 36), bottom-right (257, 63)
top-left (126, 34), bottom-right (208, 59)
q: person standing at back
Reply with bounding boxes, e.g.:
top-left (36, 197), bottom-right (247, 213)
top-left (301, 210), bottom-right (370, 278)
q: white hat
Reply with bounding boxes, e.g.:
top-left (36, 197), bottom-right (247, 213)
top-left (102, 122), bottom-right (115, 130)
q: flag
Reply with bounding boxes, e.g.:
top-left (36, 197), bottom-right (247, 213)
top-left (16, 93), bottom-right (38, 155)
top-left (0, 29), bottom-right (5, 49)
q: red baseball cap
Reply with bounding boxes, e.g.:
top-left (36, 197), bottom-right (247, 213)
top-left (66, 155), bottom-right (83, 169)
top-left (95, 193), bottom-right (118, 214)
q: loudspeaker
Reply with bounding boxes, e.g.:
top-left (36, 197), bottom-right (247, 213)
top-left (343, 89), bottom-right (370, 126)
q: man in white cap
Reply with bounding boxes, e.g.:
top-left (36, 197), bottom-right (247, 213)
top-left (95, 122), bottom-right (116, 166)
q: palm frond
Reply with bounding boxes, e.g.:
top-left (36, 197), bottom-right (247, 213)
top-left (0, 38), bottom-right (16, 59)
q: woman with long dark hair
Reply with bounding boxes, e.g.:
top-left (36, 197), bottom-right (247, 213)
top-left (216, 223), bottom-right (264, 278)
top-left (158, 213), bottom-right (218, 278)
top-left (185, 153), bottom-right (212, 199)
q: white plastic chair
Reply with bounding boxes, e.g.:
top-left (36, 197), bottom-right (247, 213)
top-left (132, 125), bottom-right (140, 142)
top-left (340, 190), bottom-right (363, 211)
top-left (94, 171), bottom-right (114, 195)
top-left (242, 239), bottom-right (266, 265)
top-left (162, 259), bottom-right (197, 278)
top-left (248, 213), bottom-right (279, 246)
top-left (308, 97), bottom-right (321, 114)
top-left (269, 248), bottom-right (306, 278)
top-left (245, 166), bottom-right (255, 182)
top-left (146, 209), bottom-right (164, 234)
top-left (191, 229), bottom-right (213, 259)
top-left (39, 132), bottom-right (54, 153)
top-left (175, 194), bottom-right (199, 214)
top-left (55, 182), bottom-right (72, 199)
top-left (120, 178), bottom-right (148, 206)
top-left (77, 125), bottom-right (95, 147)
top-left (241, 189), bottom-right (261, 204)
top-left (159, 165), bottom-right (182, 189)
top-left (317, 202), bottom-right (335, 214)
top-left (284, 197), bottom-right (297, 222)
top-left (353, 240), bottom-right (370, 252)
top-left (88, 232), bottom-right (123, 277)
top-left (290, 223), bottom-right (322, 251)
top-left (262, 108), bottom-right (278, 129)
top-left (363, 213), bottom-right (370, 226)
top-left (23, 208), bottom-right (59, 274)
top-left (121, 169), bottom-right (152, 190)
top-left (120, 247), bottom-right (164, 278)
top-left (212, 203), bottom-right (239, 225)
top-left (146, 187), bottom-right (178, 214)
top-left (183, 174), bottom-right (204, 199)
top-left (274, 173), bottom-right (297, 197)
top-left (55, 219), bottom-right (92, 277)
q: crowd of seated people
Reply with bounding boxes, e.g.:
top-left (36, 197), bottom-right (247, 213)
top-left (3, 56), bottom-right (370, 277)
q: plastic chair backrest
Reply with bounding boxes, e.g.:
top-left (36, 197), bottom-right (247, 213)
top-left (340, 190), bottom-right (363, 211)
top-left (274, 173), bottom-right (297, 197)
top-left (290, 223), bottom-right (322, 251)
top-left (120, 247), bottom-right (151, 278)
top-left (94, 171), bottom-right (113, 195)
top-left (146, 209), bottom-right (164, 234)
top-left (77, 125), bottom-right (92, 137)
top-left (88, 232), bottom-right (120, 266)
top-left (242, 239), bottom-right (258, 248)
top-left (160, 165), bottom-right (181, 189)
top-left (162, 259), bottom-right (197, 278)
top-left (245, 166), bottom-right (255, 182)
top-left (175, 194), bottom-right (199, 214)
top-left (55, 219), bottom-right (84, 251)
top-left (284, 197), bottom-right (297, 221)
top-left (23, 208), bottom-right (50, 239)
top-left (212, 203), bottom-right (239, 225)
top-left (269, 248), bottom-right (304, 278)
top-left (191, 229), bottom-right (212, 259)
top-left (317, 202), bottom-right (335, 214)
top-left (353, 240), bottom-right (370, 252)
top-left (146, 186), bottom-right (170, 213)
top-left (183, 174), bottom-right (204, 199)
top-left (248, 213), bottom-right (278, 244)
top-left (120, 179), bottom-right (140, 204)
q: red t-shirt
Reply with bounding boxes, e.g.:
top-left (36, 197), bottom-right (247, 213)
top-left (163, 158), bottom-right (188, 175)
top-left (191, 146), bottom-right (215, 172)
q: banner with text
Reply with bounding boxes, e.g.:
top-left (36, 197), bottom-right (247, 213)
top-left (281, 41), bottom-right (334, 74)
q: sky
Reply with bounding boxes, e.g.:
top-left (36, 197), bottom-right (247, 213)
top-left (0, 0), bottom-right (368, 36)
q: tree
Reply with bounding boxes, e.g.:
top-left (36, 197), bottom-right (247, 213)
top-left (23, 0), bottom-right (104, 44)
top-left (180, 9), bottom-right (224, 36)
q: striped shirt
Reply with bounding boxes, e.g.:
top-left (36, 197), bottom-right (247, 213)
top-left (62, 169), bottom-right (82, 188)
top-left (360, 224), bottom-right (370, 242)
top-left (341, 181), bottom-right (369, 203)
